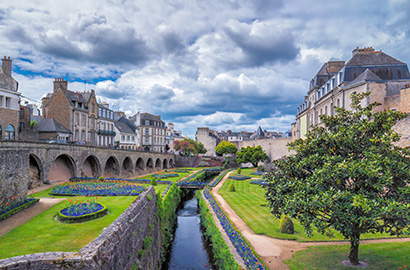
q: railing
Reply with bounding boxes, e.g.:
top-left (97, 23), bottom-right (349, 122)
top-left (97, 129), bottom-right (116, 136)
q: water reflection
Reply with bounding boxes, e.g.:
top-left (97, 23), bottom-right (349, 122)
top-left (166, 193), bottom-right (213, 270)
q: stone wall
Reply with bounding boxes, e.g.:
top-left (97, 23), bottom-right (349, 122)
top-left (236, 137), bottom-right (294, 162)
top-left (0, 149), bottom-right (29, 203)
top-left (0, 186), bottom-right (161, 270)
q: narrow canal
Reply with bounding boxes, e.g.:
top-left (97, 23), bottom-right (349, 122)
top-left (164, 191), bottom-right (214, 270)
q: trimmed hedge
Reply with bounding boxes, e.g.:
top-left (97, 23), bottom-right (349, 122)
top-left (228, 174), bottom-right (251, 180)
top-left (197, 192), bottom-right (240, 270)
top-left (57, 203), bottom-right (108, 223)
top-left (0, 198), bottom-right (39, 221)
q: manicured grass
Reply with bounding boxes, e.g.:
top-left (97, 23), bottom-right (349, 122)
top-left (219, 179), bottom-right (393, 242)
top-left (0, 196), bottom-right (136, 259)
top-left (232, 168), bottom-right (263, 178)
top-left (286, 241), bottom-right (410, 269)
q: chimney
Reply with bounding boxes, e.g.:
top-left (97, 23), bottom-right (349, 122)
top-left (2, 56), bottom-right (12, 76)
top-left (53, 77), bottom-right (68, 93)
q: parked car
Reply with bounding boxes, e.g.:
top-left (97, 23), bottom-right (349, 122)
top-left (48, 140), bottom-right (67, 144)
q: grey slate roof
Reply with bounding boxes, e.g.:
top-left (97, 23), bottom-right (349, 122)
top-left (140, 113), bottom-right (164, 123)
top-left (250, 126), bottom-right (265, 140)
top-left (34, 119), bottom-right (71, 134)
top-left (348, 69), bottom-right (382, 85)
top-left (115, 121), bottom-right (135, 134)
top-left (346, 52), bottom-right (405, 66)
top-left (0, 66), bottom-right (18, 92)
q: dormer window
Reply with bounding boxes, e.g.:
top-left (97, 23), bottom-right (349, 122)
top-left (145, 120), bottom-right (149, 125)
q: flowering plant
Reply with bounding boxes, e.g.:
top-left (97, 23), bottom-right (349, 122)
top-left (50, 181), bottom-right (146, 196)
top-left (58, 199), bottom-right (107, 223)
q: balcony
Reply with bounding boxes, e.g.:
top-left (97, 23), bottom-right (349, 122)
top-left (98, 129), bottom-right (116, 136)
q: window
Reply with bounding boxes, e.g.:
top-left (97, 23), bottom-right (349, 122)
top-left (75, 114), bottom-right (79, 125)
top-left (98, 108), bottom-right (102, 117)
top-left (0, 125), bottom-right (2, 138)
top-left (127, 136), bottom-right (130, 141)
top-left (92, 103), bottom-right (95, 113)
top-left (145, 120), bottom-right (149, 125)
top-left (337, 99), bottom-right (340, 107)
top-left (75, 130), bottom-right (79, 140)
top-left (325, 106), bottom-right (328, 115)
top-left (20, 108), bottom-right (24, 119)
top-left (132, 137), bottom-right (135, 141)
top-left (91, 117), bottom-right (95, 127)
top-left (5, 97), bottom-right (10, 108)
top-left (122, 135), bottom-right (125, 141)
top-left (81, 130), bottom-right (85, 141)
top-left (5, 125), bottom-right (15, 140)
top-left (145, 138), bottom-right (149, 144)
top-left (145, 128), bottom-right (149, 135)
top-left (19, 122), bottom-right (24, 131)
top-left (81, 115), bottom-right (85, 126)
top-left (0, 96), bottom-right (3, 107)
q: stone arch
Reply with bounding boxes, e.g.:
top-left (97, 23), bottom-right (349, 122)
top-left (155, 158), bottom-right (162, 170)
top-left (29, 154), bottom-right (44, 188)
top-left (122, 157), bottom-right (133, 176)
top-left (135, 157), bottom-right (145, 173)
top-left (82, 155), bottom-right (101, 177)
top-left (49, 154), bottom-right (76, 182)
top-left (162, 159), bottom-right (168, 169)
top-left (104, 156), bottom-right (120, 177)
top-left (169, 158), bottom-right (174, 168)
top-left (146, 158), bottom-right (154, 172)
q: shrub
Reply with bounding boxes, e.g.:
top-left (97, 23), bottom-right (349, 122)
top-left (98, 176), bottom-right (105, 181)
top-left (150, 177), bottom-right (157, 186)
top-left (228, 175), bottom-right (251, 180)
top-left (236, 168), bottom-right (241, 174)
top-left (279, 215), bottom-right (294, 234)
top-left (229, 183), bottom-right (236, 192)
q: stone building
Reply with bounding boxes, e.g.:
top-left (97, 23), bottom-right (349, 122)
top-left (97, 103), bottom-right (115, 147)
top-left (0, 56), bottom-right (20, 140)
top-left (130, 112), bottom-right (166, 152)
top-left (42, 78), bottom-right (99, 144)
top-left (114, 116), bottom-right (140, 150)
top-left (34, 118), bottom-right (71, 141)
top-left (165, 122), bottom-right (184, 153)
top-left (195, 127), bottom-right (219, 156)
top-left (295, 47), bottom-right (410, 141)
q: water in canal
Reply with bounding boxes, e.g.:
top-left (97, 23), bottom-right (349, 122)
top-left (165, 191), bottom-right (214, 270)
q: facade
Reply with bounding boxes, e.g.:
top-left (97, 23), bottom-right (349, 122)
top-left (195, 127), bottom-right (219, 156)
top-left (295, 47), bottom-right (410, 140)
top-left (42, 78), bottom-right (99, 144)
top-left (130, 112), bottom-right (166, 152)
top-left (34, 118), bottom-right (72, 141)
top-left (97, 103), bottom-right (115, 147)
top-left (0, 56), bottom-right (20, 140)
top-left (114, 120), bottom-right (138, 150)
top-left (165, 122), bottom-right (184, 153)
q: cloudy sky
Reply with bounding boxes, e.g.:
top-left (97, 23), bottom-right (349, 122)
top-left (1, 0), bottom-right (410, 137)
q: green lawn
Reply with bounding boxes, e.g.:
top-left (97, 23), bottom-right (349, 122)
top-left (0, 196), bottom-right (136, 259)
top-left (232, 168), bottom-right (262, 178)
top-left (219, 179), bottom-right (393, 242)
top-left (286, 241), bottom-right (410, 269)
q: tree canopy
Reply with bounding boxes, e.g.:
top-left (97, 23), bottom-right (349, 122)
top-left (215, 140), bottom-right (237, 155)
top-left (174, 138), bottom-right (207, 155)
top-left (236, 145), bottom-right (268, 167)
top-left (265, 93), bottom-right (410, 266)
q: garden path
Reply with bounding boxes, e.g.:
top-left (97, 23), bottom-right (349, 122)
top-left (211, 171), bottom-right (410, 270)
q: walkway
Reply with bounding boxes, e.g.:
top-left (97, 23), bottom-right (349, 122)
top-left (211, 172), bottom-right (410, 270)
top-left (0, 180), bottom-right (67, 238)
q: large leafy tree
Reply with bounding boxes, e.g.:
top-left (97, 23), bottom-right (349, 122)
top-left (174, 140), bottom-right (195, 156)
top-left (215, 140), bottom-right (238, 155)
top-left (265, 93), bottom-right (410, 266)
top-left (185, 138), bottom-right (207, 154)
top-left (236, 145), bottom-right (268, 167)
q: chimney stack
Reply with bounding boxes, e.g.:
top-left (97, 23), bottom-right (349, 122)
top-left (53, 77), bottom-right (68, 93)
top-left (2, 56), bottom-right (12, 76)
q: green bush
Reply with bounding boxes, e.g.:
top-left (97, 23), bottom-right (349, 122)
top-left (98, 176), bottom-right (105, 181)
top-left (229, 183), bottom-right (236, 192)
top-left (150, 176), bottom-right (157, 186)
top-left (237, 168), bottom-right (241, 174)
top-left (279, 215), bottom-right (294, 234)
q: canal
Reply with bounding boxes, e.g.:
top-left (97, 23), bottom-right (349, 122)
top-left (164, 191), bottom-right (214, 270)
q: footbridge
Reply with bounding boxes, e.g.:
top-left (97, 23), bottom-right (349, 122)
top-left (0, 141), bottom-right (175, 186)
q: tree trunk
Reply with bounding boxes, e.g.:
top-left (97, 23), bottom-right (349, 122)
top-left (348, 234), bottom-right (360, 265)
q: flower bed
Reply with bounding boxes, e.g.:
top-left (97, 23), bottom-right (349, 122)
top-left (152, 173), bottom-right (179, 179)
top-left (57, 200), bottom-right (107, 223)
top-left (228, 175), bottom-right (251, 180)
top-left (250, 171), bottom-right (264, 176)
top-left (0, 198), bottom-right (39, 221)
top-left (203, 187), bottom-right (266, 269)
top-left (250, 180), bottom-right (269, 186)
top-left (50, 181), bottom-right (146, 196)
top-left (209, 169), bottom-right (233, 187)
top-left (170, 168), bottom-right (192, 173)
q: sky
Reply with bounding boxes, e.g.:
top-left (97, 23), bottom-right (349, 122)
top-left (1, 0), bottom-right (410, 138)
